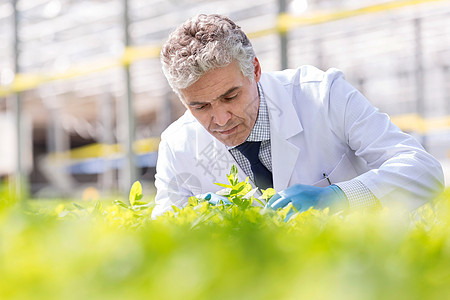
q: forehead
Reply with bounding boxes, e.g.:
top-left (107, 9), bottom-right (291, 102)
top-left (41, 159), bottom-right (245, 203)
top-left (181, 62), bottom-right (245, 103)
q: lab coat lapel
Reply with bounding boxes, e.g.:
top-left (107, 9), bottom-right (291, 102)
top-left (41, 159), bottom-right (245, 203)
top-left (212, 139), bottom-right (249, 185)
top-left (195, 131), bottom-right (248, 187)
top-left (260, 73), bottom-right (303, 191)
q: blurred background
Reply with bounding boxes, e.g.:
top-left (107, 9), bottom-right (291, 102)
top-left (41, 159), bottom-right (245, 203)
top-left (0, 0), bottom-right (449, 200)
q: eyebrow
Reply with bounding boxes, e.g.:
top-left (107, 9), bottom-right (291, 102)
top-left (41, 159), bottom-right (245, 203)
top-left (187, 86), bottom-right (241, 107)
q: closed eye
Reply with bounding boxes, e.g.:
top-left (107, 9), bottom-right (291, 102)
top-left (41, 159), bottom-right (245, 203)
top-left (223, 93), bottom-right (239, 101)
top-left (194, 104), bottom-right (207, 111)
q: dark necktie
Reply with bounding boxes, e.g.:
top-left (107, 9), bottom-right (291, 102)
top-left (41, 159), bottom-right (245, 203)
top-left (235, 141), bottom-right (273, 190)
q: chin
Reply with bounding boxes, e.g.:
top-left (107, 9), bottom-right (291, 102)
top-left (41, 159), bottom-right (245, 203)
top-left (226, 136), bottom-right (247, 147)
top-left (218, 138), bottom-right (235, 147)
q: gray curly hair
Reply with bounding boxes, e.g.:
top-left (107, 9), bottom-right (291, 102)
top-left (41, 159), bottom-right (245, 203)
top-left (160, 14), bottom-right (256, 96)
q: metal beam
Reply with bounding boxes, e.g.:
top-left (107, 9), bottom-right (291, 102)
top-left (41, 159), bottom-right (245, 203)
top-left (414, 18), bottom-right (426, 149)
top-left (12, 0), bottom-right (25, 201)
top-left (122, 0), bottom-right (137, 196)
top-left (278, 0), bottom-right (288, 70)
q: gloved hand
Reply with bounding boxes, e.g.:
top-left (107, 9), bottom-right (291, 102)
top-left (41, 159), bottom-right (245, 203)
top-left (267, 184), bottom-right (348, 219)
top-left (196, 193), bottom-right (232, 205)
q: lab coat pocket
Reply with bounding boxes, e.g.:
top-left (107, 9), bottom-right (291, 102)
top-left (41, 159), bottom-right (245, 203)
top-left (313, 153), bottom-right (358, 187)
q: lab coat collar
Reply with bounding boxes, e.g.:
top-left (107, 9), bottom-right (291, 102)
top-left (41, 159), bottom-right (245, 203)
top-left (259, 72), bottom-right (303, 191)
top-left (259, 73), bottom-right (303, 138)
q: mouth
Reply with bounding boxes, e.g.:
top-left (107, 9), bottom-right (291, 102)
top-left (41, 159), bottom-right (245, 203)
top-left (215, 125), bottom-right (238, 136)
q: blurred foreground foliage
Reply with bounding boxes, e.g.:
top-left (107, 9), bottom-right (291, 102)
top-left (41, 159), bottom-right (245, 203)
top-left (0, 178), bottom-right (449, 300)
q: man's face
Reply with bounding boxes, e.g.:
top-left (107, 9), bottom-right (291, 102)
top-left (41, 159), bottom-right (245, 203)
top-left (180, 59), bottom-right (262, 147)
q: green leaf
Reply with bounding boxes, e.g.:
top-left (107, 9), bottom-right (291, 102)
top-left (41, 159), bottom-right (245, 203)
top-left (215, 182), bottom-right (232, 188)
top-left (129, 181), bottom-right (143, 206)
top-left (230, 181), bottom-right (246, 195)
top-left (226, 173), bottom-right (235, 186)
top-left (72, 202), bottom-right (85, 210)
top-left (261, 188), bottom-right (276, 202)
top-left (58, 210), bottom-right (70, 218)
top-left (228, 164), bottom-right (239, 185)
top-left (231, 164), bottom-right (238, 177)
top-left (216, 189), bottom-right (231, 197)
top-left (223, 164), bottom-right (241, 187)
top-left (172, 205), bottom-right (182, 213)
top-left (253, 197), bottom-right (265, 207)
top-left (243, 187), bottom-right (258, 199)
top-left (94, 200), bottom-right (103, 213)
top-left (188, 196), bottom-right (199, 206)
top-left (241, 199), bottom-right (252, 209)
top-left (114, 200), bottom-right (129, 209)
top-left (230, 195), bottom-right (242, 206)
top-left (239, 183), bottom-right (252, 195)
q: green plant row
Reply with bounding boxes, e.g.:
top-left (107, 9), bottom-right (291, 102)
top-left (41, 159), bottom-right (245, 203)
top-left (0, 167), bottom-right (449, 300)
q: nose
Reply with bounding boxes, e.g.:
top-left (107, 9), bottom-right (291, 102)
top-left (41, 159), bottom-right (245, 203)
top-left (212, 104), bottom-right (232, 127)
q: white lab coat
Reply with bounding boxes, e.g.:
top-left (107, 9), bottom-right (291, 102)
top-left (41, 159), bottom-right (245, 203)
top-left (152, 66), bottom-right (444, 218)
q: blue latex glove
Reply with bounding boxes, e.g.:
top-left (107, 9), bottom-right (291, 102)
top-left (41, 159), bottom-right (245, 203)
top-left (267, 184), bottom-right (348, 220)
top-left (196, 193), bottom-right (232, 205)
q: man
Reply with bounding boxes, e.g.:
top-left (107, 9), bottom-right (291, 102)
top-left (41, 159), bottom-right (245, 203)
top-left (151, 14), bottom-right (444, 218)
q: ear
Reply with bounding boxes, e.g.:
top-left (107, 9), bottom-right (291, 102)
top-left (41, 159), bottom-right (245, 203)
top-left (253, 57), bottom-right (262, 82)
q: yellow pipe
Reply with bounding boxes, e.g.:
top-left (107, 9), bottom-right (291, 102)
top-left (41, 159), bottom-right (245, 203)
top-left (277, 0), bottom-right (445, 32)
top-left (391, 114), bottom-right (450, 134)
top-left (48, 137), bottom-right (161, 161)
